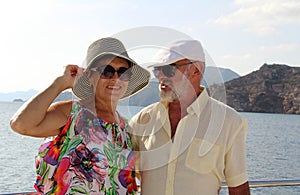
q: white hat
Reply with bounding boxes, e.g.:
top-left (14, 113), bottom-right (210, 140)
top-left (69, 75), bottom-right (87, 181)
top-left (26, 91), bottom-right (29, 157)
top-left (148, 39), bottom-right (205, 68)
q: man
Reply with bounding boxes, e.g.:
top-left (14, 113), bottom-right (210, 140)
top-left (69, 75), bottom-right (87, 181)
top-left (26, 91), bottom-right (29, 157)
top-left (130, 39), bottom-right (250, 194)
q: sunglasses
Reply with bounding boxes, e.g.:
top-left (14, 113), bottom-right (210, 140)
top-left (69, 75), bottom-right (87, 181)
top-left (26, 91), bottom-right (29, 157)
top-left (152, 61), bottom-right (194, 78)
top-left (90, 65), bottom-right (132, 81)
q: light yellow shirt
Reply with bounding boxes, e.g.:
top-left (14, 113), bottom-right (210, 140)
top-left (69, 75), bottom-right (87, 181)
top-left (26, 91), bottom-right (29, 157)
top-left (130, 87), bottom-right (248, 195)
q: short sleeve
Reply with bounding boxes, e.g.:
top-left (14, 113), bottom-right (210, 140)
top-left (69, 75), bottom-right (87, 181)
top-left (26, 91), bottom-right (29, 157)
top-left (224, 118), bottom-right (249, 187)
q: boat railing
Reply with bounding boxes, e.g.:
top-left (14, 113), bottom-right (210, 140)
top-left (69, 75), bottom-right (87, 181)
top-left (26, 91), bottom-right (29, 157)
top-left (2, 179), bottom-right (300, 194)
top-left (222, 179), bottom-right (300, 188)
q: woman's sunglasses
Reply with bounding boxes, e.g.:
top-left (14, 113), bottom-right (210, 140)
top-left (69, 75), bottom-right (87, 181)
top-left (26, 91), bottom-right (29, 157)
top-left (90, 65), bottom-right (132, 81)
top-left (152, 61), bottom-right (194, 78)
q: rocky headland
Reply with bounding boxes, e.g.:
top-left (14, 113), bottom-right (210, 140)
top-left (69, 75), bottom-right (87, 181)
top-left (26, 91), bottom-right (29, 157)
top-left (209, 63), bottom-right (300, 114)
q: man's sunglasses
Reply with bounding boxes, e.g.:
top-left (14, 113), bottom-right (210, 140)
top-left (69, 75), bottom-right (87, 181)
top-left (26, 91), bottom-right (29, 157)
top-left (152, 61), bottom-right (194, 78)
top-left (90, 65), bottom-right (132, 81)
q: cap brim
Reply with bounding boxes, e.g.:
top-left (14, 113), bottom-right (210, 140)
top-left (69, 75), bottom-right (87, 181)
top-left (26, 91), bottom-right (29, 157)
top-left (147, 57), bottom-right (186, 68)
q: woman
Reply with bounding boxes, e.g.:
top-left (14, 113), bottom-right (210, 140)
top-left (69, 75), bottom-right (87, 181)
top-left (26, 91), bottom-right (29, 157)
top-left (10, 37), bottom-right (150, 194)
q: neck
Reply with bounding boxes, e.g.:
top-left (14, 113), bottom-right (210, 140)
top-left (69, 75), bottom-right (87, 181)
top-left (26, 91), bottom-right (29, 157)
top-left (169, 100), bottom-right (187, 118)
top-left (168, 87), bottom-right (202, 140)
top-left (95, 98), bottom-right (119, 123)
top-left (170, 87), bottom-right (202, 118)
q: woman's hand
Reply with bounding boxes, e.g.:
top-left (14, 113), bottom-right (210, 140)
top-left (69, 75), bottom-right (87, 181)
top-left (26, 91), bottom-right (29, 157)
top-left (56, 64), bottom-right (84, 90)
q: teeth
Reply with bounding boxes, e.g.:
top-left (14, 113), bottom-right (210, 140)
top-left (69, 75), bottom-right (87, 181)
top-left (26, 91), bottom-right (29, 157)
top-left (160, 80), bottom-right (172, 89)
top-left (107, 86), bottom-right (121, 89)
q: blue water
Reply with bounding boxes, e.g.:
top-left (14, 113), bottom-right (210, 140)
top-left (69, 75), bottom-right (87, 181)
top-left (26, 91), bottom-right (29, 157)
top-left (1, 102), bottom-right (300, 194)
top-left (240, 112), bottom-right (300, 194)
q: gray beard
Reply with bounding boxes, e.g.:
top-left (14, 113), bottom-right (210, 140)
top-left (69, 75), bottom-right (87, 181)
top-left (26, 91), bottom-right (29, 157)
top-left (159, 89), bottom-right (180, 102)
top-left (159, 81), bottom-right (192, 102)
top-left (159, 68), bottom-right (192, 102)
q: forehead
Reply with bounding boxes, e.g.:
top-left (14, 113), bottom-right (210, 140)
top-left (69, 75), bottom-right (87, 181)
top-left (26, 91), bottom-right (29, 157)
top-left (172, 59), bottom-right (190, 65)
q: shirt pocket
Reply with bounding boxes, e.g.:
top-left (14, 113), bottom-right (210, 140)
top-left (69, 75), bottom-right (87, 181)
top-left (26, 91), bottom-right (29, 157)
top-left (185, 138), bottom-right (221, 174)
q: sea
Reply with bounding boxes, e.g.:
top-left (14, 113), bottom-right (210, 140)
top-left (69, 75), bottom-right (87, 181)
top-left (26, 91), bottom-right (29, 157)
top-left (0, 101), bottom-right (300, 194)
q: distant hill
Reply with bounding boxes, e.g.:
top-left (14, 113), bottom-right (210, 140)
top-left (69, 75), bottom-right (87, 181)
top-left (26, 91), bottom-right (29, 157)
top-left (122, 67), bottom-right (240, 106)
top-left (0, 89), bottom-right (72, 102)
top-left (54, 91), bottom-right (73, 102)
top-left (0, 89), bottom-right (38, 102)
top-left (120, 78), bottom-right (160, 106)
top-left (202, 66), bottom-right (240, 87)
top-left (209, 63), bottom-right (300, 114)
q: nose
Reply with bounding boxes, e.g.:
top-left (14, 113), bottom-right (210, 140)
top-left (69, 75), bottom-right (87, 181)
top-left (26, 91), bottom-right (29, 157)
top-left (112, 72), bottom-right (119, 79)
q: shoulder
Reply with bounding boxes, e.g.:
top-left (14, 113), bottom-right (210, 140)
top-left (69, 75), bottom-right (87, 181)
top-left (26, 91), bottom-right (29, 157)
top-left (130, 102), bottom-right (161, 124)
top-left (50, 100), bottom-right (73, 117)
top-left (129, 102), bottom-right (165, 131)
top-left (51, 99), bottom-right (73, 107)
top-left (209, 97), bottom-right (245, 120)
top-left (207, 97), bottom-right (248, 136)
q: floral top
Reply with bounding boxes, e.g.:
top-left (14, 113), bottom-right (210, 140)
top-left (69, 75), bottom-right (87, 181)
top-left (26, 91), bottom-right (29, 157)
top-left (34, 102), bottom-right (138, 195)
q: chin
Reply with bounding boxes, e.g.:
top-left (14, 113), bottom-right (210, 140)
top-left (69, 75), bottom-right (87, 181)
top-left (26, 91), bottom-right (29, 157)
top-left (160, 91), bottom-right (178, 102)
top-left (103, 92), bottom-right (122, 102)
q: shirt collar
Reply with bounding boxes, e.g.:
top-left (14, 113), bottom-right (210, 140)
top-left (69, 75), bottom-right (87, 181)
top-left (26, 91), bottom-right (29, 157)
top-left (187, 86), bottom-right (209, 117)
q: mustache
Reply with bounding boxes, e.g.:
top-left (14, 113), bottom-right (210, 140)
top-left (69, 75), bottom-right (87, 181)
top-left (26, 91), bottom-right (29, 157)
top-left (160, 79), bottom-right (173, 87)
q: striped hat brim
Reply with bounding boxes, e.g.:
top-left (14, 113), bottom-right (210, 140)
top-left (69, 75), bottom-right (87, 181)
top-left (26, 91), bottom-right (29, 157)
top-left (72, 37), bottom-right (150, 100)
top-left (72, 53), bottom-right (150, 100)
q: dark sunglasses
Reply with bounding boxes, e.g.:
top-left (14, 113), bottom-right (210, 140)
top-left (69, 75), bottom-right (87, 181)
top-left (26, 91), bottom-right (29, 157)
top-left (152, 61), bottom-right (194, 78)
top-left (90, 65), bottom-right (132, 81)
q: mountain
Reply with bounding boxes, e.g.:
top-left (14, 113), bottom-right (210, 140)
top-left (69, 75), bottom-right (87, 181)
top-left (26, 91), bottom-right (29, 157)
top-left (54, 91), bottom-right (73, 102)
top-left (0, 89), bottom-right (73, 102)
top-left (209, 63), bottom-right (300, 114)
top-left (0, 89), bottom-right (38, 102)
top-left (119, 78), bottom-right (160, 106)
top-left (122, 67), bottom-right (240, 106)
top-left (202, 66), bottom-right (240, 87)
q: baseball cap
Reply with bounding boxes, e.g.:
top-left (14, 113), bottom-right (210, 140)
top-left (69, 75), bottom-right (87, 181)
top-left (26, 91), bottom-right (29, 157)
top-left (148, 39), bottom-right (205, 68)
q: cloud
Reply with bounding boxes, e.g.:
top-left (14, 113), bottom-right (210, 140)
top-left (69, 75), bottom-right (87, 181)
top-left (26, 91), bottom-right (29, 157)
top-left (259, 43), bottom-right (298, 53)
top-left (258, 43), bottom-right (299, 64)
top-left (221, 43), bottom-right (298, 64)
top-left (217, 43), bottom-right (299, 75)
top-left (212, 0), bottom-right (300, 35)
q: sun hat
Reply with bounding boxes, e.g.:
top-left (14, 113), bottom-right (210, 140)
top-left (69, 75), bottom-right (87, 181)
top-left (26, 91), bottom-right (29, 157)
top-left (73, 37), bottom-right (150, 99)
top-left (148, 39), bottom-right (205, 68)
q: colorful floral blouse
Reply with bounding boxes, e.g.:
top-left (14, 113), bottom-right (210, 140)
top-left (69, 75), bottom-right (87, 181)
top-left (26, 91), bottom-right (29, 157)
top-left (34, 102), bottom-right (138, 195)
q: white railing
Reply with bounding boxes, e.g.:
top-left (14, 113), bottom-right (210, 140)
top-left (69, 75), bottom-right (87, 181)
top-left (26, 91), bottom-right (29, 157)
top-left (222, 179), bottom-right (300, 188)
top-left (3, 180), bottom-right (300, 195)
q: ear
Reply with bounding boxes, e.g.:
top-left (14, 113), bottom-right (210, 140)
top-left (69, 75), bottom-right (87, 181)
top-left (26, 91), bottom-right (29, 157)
top-left (192, 65), bottom-right (201, 75)
top-left (192, 62), bottom-right (204, 76)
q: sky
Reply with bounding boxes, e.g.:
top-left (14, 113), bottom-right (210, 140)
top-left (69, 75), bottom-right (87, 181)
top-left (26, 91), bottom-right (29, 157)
top-left (0, 0), bottom-right (299, 93)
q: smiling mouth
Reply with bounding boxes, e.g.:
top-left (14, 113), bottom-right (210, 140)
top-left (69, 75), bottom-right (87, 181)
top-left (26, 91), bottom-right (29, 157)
top-left (160, 80), bottom-right (172, 90)
top-left (107, 85), bottom-right (121, 89)
top-left (161, 84), bottom-right (168, 89)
